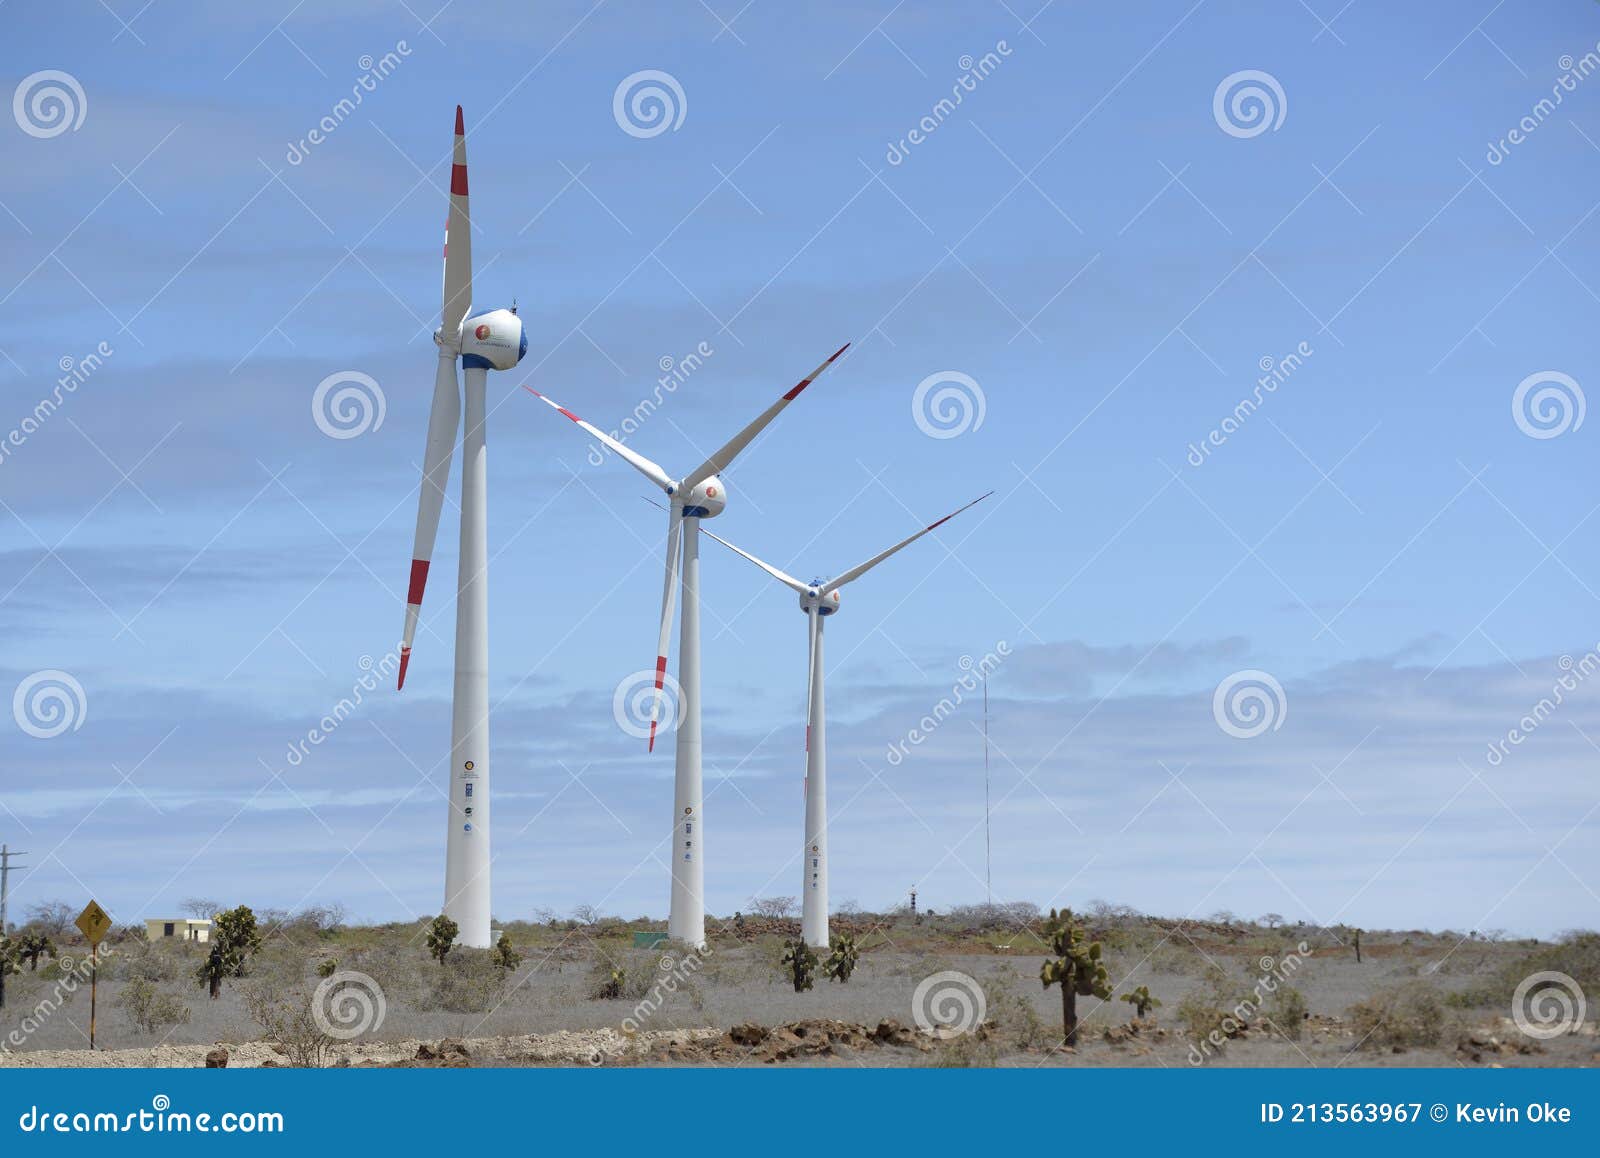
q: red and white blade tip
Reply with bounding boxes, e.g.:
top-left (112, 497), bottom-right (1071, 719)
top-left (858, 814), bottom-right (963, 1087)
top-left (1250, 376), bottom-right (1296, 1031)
top-left (784, 341), bottom-right (851, 401)
top-left (926, 490), bottom-right (994, 531)
top-left (523, 386), bottom-right (583, 424)
top-left (455, 105), bottom-right (464, 136)
top-left (398, 559), bottom-right (430, 690)
top-left (647, 655), bottom-right (668, 752)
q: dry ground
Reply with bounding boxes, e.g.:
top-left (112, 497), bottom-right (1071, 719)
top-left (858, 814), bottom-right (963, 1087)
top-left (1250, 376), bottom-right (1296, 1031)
top-left (2, 911), bottom-right (1595, 1068)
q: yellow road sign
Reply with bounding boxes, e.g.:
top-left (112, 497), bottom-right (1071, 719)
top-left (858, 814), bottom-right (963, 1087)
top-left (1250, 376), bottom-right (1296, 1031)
top-left (75, 900), bottom-right (112, 946)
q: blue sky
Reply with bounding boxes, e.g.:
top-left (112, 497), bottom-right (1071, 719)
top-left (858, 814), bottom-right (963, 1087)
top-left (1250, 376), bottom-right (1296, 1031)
top-left (1, 1), bottom-right (1597, 937)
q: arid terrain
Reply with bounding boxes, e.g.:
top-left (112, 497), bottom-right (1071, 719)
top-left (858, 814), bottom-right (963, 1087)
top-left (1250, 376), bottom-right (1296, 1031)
top-left (2, 905), bottom-right (1594, 1068)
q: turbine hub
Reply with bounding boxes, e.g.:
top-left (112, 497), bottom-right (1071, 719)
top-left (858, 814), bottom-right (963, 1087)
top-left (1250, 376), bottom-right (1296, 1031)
top-left (800, 587), bottom-right (841, 616)
top-left (460, 307), bottom-right (527, 371)
top-left (680, 474), bottom-right (727, 519)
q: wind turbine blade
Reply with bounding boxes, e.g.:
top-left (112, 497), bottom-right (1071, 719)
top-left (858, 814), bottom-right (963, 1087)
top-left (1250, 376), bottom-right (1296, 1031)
top-left (649, 504), bottom-right (684, 752)
top-left (679, 342), bottom-right (849, 491)
top-left (695, 522), bottom-right (810, 594)
top-left (524, 387), bottom-right (674, 491)
top-left (820, 491), bottom-right (992, 595)
top-left (399, 356), bottom-right (463, 688)
top-left (443, 106), bottom-right (473, 339)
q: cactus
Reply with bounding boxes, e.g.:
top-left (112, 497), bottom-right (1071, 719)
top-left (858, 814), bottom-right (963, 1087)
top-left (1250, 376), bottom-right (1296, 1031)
top-left (1120, 985), bottom-right (1161, 1019)
top-left (211, 906), bottom-right (263, 977)
top-left (597, 967), bottom-right (624, 1000)
top-left (780, 937), bottom-right (817, 992)
top-left (16, 932), bottom-right (55, 971)
top-left (491, 935), bottom-right (522, 971)
top-left (1352, 927), bottom-right (1362, 964)
top-left (822, 933), bottom-right (859, 984)
top-left (425, 914), bottom-right (459, 965)
top-left (195, 943), bottom-right (227, 1000)
top-left (1038, 908), bottom-right (1112, 1047)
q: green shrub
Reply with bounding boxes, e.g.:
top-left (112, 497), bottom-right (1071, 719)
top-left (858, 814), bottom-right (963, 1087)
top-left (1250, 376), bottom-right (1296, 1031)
top-left (115, 977), bottom-right (192, 1035)
top-left (1266, 985), bottom-right (1308, 1040)
top-left (1347, 983), bottom-right (1448, 1049)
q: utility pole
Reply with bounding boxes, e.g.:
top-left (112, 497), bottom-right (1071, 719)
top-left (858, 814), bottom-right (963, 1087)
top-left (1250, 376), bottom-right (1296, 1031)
top-left (0, 844), bottom-right (26, 1011)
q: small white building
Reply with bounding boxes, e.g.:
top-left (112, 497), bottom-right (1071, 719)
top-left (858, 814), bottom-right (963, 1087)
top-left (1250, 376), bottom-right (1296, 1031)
top-left (146, 918), bottom-right (212, 943)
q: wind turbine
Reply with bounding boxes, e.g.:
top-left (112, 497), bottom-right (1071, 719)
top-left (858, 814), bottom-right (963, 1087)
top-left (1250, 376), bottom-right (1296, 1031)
top-left (396, 106), bottom-right (527, 949)
top-left (696, 491), bottom-right (991, 947)
top-left (525, 343), bottom-right (849, 947)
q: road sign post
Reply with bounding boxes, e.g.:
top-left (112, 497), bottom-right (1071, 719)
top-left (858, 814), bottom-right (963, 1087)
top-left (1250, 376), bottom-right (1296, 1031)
top-left (75, 900), bottom-right (111, 1050)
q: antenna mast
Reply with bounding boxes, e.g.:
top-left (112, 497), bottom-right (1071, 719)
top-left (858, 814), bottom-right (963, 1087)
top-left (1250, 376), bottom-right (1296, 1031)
top-left (983, 672), bottom-right (992, 912)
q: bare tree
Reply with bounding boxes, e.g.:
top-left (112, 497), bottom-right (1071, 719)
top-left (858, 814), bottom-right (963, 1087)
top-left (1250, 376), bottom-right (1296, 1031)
top-left (570, 904), bottom-right (601, 926)
top-left (24, 901), bottom-right (73, 936)
top-left (181, 897), bottom-right (222, 920)
top-left (750, 896), bottom-right (797, 919)
top-left (1259, 912), bottom-right (1285, 929)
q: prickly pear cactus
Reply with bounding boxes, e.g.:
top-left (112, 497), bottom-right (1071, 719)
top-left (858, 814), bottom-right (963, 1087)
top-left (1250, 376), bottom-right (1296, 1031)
top-left (781, 937), bottom-right (818, 992)
top-left (822, 933), bottom-right (859, 984)
top-left (1038, 908), bottom-right (1112, 1046)
top-left (1120, 984), bottom-right (1161, 1019)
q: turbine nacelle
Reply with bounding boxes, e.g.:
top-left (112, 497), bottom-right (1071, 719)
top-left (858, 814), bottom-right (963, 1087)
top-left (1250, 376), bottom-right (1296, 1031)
top-left (459, 307), bottom-right (527, 371)
top-left (673, 474), bottom-right (727, 519)
top-left (799, 587), bottom-right (841, 616)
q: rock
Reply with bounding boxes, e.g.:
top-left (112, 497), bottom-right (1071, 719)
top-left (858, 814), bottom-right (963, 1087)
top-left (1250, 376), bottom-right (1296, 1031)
top-left (439, 1038), bottom-right (471, 1059)
top-left (871, 1018), bottom-right (917, 1047)
top-left (204, 1048), bottom-right (228, 1069)
top-left (415, 1043), bottom-right (437, 1060)
top-left (730, 1023), bottom-right (768, 1046)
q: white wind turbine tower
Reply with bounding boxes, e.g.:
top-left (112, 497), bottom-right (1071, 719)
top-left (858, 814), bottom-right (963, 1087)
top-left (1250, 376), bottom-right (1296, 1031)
top-left (526, 343), bottom-right (849, 947)
top-left (697, 491), bottom-right (990, 947)
top-left (396, 107), bottom-right (528, 949)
